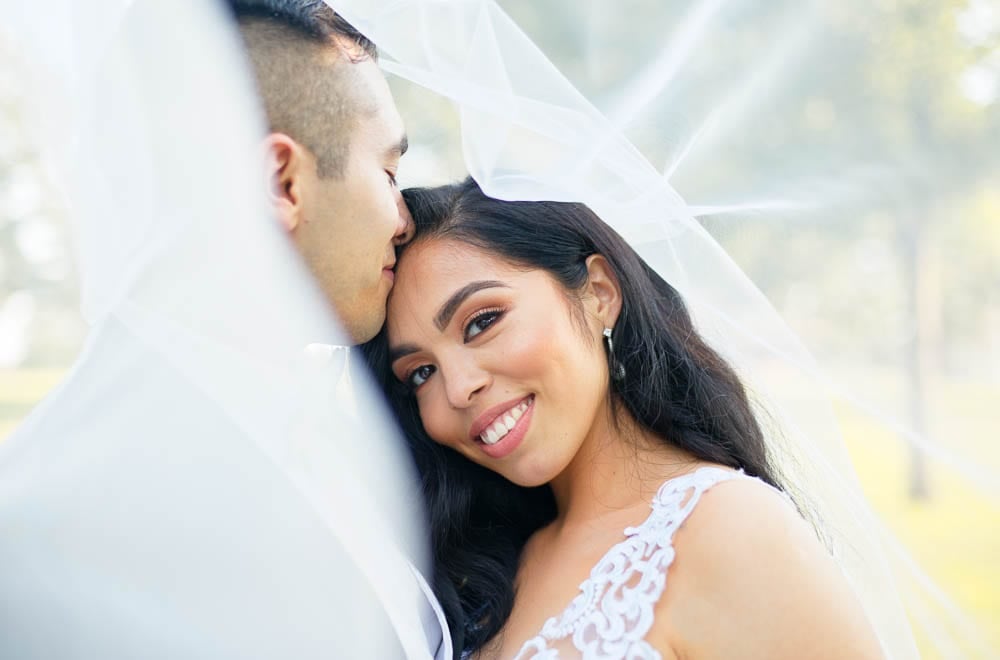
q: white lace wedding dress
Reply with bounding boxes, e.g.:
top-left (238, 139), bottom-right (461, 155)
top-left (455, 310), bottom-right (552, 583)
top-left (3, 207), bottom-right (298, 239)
top-left (511, 466), bottom-right (764, 660)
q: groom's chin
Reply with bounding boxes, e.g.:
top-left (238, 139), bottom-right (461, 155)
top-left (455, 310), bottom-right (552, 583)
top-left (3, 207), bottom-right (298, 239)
top-left (343, 307), bottom-right (388, 346)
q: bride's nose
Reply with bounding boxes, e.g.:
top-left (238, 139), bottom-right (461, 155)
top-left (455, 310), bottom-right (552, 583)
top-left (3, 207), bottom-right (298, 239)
top-left (441, 356), bottom-right (490, 409)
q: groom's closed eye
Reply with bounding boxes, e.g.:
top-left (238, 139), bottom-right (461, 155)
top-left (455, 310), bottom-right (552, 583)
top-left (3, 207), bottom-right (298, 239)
top-left (385, 134), bottom-right (408, 164)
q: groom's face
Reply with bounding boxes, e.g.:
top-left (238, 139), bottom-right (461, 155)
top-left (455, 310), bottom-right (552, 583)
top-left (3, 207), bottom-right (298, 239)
top-left (293, 58), bottom-right (413, 344)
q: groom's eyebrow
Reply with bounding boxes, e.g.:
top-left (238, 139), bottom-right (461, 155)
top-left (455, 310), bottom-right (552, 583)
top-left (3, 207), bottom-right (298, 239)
top-left (388, 134), bottom-right (408, 158)
top-left (435, 280), bottom-right (508, 331)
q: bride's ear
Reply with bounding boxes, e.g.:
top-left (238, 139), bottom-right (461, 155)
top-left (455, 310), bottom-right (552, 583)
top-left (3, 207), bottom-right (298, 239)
top-left (262, 133), bottom-right (304, 233)
top-left (583, 254), bottom-right (623, 329)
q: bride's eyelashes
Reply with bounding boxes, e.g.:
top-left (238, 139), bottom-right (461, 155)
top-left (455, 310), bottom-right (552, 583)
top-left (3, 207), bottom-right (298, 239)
top-left (399, 306), bottom-right (508, 391)
top-left (462, 306), bottom-right (506, 342)
top-left (406, 364), bottom-right (435, 390)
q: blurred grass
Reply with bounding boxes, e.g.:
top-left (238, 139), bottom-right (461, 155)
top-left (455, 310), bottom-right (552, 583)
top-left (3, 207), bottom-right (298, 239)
top-left (0, 367), bottom-right (998, 657)
top-left (838, 383), bottom-right (1000, 660)
top-left (0, 368), bottom-right (65, 438)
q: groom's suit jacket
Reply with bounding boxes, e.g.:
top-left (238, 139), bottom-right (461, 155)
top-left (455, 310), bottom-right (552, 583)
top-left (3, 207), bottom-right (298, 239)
top-left (0, 322), bottom-right (451, 660)
top-left (319, 343), bottom-right (452, 660)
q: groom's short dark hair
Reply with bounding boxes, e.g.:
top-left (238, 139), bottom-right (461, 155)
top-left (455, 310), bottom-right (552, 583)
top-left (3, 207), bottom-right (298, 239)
top-left (226, 0), bottom-right (378, 178)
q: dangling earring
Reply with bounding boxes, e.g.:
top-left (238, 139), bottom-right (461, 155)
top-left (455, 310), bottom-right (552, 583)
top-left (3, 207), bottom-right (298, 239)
top-left (603, 327), bottom-right (626, 381)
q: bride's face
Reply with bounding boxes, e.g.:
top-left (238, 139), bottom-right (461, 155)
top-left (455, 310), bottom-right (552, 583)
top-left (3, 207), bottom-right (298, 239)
top-left (386, 238), bottom-right (611, 487)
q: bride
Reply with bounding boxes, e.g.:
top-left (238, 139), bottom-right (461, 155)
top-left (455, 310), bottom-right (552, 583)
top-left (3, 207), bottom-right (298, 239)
top-left (363, 177), bottom-right (886, 659)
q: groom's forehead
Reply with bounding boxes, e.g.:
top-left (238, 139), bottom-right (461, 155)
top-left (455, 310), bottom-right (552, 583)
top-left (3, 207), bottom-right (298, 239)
top-left (343, 66), bottom-right (406, 147)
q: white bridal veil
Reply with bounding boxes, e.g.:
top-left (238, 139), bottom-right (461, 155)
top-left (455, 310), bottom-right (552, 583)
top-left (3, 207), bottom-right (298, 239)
top-left (0, 0), bottom-right (431, 658)
top-left (337, 1), bottom-right (995, 659)
top-left (0, 0), bottom-right (996, 658)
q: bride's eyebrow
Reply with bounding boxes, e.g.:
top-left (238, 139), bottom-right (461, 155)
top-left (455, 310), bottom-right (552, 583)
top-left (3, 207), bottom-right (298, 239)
top-left (389, 280), bottom-right (510, 365)
top-left (389, 343), bottom-right (419, 364)
top-left (434, 280), bottom-right (509, 331)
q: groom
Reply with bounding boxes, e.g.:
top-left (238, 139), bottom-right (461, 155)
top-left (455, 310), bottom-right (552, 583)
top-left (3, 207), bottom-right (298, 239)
top-left (225, 1), bottom-right (450, 657)
top-left (0, 1), bottom-right (448, 658)
top-left (230, 0), bottom-right (414, 344)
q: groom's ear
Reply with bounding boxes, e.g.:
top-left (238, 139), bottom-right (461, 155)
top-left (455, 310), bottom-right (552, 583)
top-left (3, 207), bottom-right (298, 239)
top-left (262, 133), bottom-right (305, 233)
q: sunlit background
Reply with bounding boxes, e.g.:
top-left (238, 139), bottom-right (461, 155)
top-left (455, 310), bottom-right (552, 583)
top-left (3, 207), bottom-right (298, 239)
top-left (2, 0), bottom-right (997, 657)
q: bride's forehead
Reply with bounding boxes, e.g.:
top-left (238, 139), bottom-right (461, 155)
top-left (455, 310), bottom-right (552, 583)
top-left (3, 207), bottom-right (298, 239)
top-left (390, 239), bottom-right (552, 312)
top-left (398, 238), bottom-right (513, 276)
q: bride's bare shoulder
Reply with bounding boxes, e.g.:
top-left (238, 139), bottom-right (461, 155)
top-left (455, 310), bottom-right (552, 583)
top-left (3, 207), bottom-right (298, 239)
top-left (677, 473), bottom-right (807, 553)
top-left (648, 476), bottom-right (885, 660)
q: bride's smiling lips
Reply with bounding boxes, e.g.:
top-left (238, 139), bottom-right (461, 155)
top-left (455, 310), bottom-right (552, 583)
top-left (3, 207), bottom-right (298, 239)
top-left (468, 395), bottom-right (535, 459)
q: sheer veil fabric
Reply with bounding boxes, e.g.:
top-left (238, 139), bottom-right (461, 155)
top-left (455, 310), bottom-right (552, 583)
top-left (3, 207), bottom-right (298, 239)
top-left (0, 0), bottom-right (432, 658)
top-left (0, 0), bottom-right (994, 659)
top-left (337, 1), bottom-right (996, 658)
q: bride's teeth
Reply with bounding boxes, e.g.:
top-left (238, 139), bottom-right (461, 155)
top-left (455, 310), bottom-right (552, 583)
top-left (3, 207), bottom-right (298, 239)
top-left (478, 398), bottom-right (533, 446)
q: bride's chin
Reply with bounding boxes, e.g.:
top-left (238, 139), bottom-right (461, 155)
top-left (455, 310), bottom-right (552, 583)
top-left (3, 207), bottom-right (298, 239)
top-left (502, 462), bottom-right (558, 489)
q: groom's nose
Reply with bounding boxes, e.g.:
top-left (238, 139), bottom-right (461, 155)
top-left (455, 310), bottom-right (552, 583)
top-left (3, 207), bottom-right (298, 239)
top-left (393, 190), bottom-right (415, 246)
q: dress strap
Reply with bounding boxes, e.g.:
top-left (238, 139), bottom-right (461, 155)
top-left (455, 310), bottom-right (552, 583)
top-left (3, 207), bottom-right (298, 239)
top-left (634, 466), bottom-right (750, 539)
top-left (513, 466), bottom-right (759, 659)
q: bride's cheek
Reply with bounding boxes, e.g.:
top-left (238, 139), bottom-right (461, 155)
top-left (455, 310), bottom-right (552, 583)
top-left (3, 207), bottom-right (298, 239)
top-left (500, 319), bottom-right (548, 362)
top-left (420, 401), bottom-right (450, 445)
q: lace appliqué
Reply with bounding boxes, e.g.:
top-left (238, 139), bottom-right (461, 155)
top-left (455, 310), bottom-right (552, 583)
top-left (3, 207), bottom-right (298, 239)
top-left (512, 467), bottom-right (748, 660)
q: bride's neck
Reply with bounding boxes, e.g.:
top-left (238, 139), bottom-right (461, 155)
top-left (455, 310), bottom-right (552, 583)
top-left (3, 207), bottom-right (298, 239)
top-left (546, 402), bottom-right (698, 530)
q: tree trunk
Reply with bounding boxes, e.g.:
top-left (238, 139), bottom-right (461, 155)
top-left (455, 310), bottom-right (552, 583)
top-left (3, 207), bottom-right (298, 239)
top-left (898, 214), bottom-right (940, 501)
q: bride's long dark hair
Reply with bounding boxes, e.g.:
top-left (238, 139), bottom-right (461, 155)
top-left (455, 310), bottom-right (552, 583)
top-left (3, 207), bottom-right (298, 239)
top-left (361, 177), bottom-right (781, 656)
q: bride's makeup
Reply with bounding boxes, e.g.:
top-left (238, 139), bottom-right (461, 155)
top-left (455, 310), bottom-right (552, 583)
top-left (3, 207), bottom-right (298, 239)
top-left (386, 238), bottom-right (611, 488)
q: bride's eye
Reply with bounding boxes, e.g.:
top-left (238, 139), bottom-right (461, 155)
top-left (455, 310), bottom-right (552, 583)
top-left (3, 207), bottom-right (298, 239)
top-left (464, 308), bottom-right (505, 342)
top-left (407, 364), bottom-right (435, 389)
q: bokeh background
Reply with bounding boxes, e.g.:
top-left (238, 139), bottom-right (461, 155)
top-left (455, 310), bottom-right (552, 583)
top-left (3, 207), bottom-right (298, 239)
top-left (2, 0), bottom-right (997, 657)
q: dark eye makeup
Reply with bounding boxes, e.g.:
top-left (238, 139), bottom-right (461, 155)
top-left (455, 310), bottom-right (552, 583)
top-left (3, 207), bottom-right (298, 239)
top-left (397, 304), bottom-right (509, 393)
